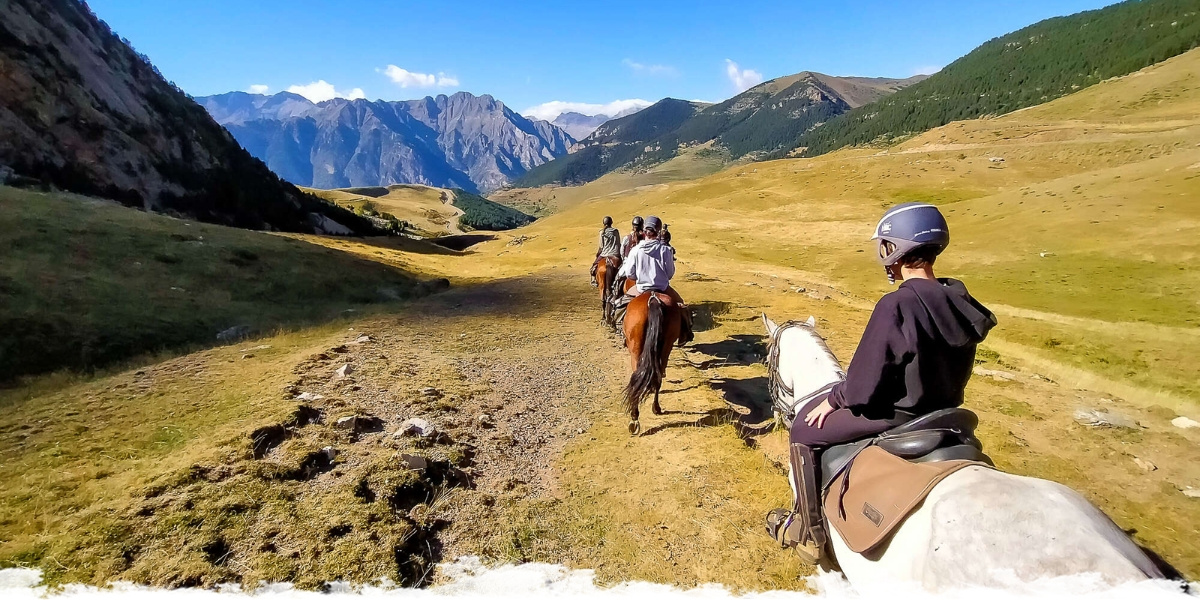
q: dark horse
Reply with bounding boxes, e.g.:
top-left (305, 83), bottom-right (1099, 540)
top-left (596, 256), bottom-right (620, 326)
top-left (622, 290), bottom-right (682, 435)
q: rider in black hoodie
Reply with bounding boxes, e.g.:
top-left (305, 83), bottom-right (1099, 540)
top-left (767, 203), bottom-right (996, 563)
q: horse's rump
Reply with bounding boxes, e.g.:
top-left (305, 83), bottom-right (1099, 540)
top-left (824, 446), bottom-right (981, 553)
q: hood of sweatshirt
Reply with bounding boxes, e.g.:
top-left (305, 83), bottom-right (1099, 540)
top-left (902, 278), bottom-right (997, 347)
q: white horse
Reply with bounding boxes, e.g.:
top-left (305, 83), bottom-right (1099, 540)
top-left (762, 314), bottom-right (1168, 592)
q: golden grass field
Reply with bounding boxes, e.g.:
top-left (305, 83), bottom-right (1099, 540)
top-left (305, 184), bottom-right (464, 236)
top-left (3, 48), bottom-right (1200, 589)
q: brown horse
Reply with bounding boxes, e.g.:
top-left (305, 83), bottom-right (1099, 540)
top-left (622, 290), bottom-right (682, 435)
top-left (596, 257), bottom-right (620, 325)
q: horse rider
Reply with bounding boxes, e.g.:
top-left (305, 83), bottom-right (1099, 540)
top-left (765, 203), bottom-right (996, 564)
top-left (612, 216), bottom-right (645, 296)
top-left (611, 216), bottom-right (694, 343)
top-left (621, 216), bottom-right (644, 259)
top-left (590, 216), bottom-right (622, 288)
top-left (662, 223), bottom-right (672, 247)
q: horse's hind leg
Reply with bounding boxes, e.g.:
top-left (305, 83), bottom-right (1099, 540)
top-left (652, 388), bottom-right (662, 415)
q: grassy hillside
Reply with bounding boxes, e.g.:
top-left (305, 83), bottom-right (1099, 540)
top-left (789, 0), bottom-right (1200, 157)
top-left (307, 185), bottom-right (534, 235)
top-left (0, 186), bottom-right (436, 382)
top-left (306, 185), bottom-right (462, 237)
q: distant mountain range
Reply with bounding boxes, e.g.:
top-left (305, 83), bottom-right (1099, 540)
top-left (516, 72), bottom-right (923, 187)
top-left (198, 91), bottom-right (575, 193)
top-left (0, 0), bottom-right (374, 234)
top-left (550, 107), bottom-right (645, 140)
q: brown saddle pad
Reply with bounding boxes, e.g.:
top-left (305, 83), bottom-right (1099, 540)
top-left (823, 445), bottom-right (985, 554)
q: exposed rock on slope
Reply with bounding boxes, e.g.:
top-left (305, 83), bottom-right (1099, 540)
top-left (198, 91), bottom-right (576, 193)
top-left (0, 0), bottom-right (372, 234)
top-left (516, 73), bottom-right (922, 187)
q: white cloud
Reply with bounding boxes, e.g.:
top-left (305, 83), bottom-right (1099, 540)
top-left (913, 65), bottom-right (943, 76)
top-left (380, 65), bottom-right (459, 89)
top-left (247, 84), bottom-right (269, 94)
top-left (622, 59), bottom-right (677, 77)
top-left (724, 59), bottom-right (763, 92)
top-left (286, 80), bottom-right (366, 102)
top-left (521, 99), bottom-right (654, 122)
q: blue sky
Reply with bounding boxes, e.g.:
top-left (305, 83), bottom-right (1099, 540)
top-left (90, 0), bottom-right (1117, 120)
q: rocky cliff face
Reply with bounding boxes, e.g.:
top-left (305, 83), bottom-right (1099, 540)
top-left (0, 0), bottom-right (371, 234)
top-left (199, 91), bottom-right (575, 193)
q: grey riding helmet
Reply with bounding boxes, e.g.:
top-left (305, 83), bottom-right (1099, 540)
top-left (872, 202), bottom-right (950, 266)
top-left (644, 215), bottom-right (663, 233)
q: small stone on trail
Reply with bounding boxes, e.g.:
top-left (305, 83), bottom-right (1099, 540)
top-left (1183, 489), bottom-right (1200, 499)
top-left (1172, 416), bottom-right (1200, 430)
top-left (335, 416), bottom-right (357, 430)
top-left (295, 392), bottom-right (324, 401)
top-left (241, 354), bottom-right (254, 360)
top-left (335, 415), bottom-right (384, 434)
top-left (1073, 408), bottom-right (1141, 429)
top-left (353, 335), bottom-right (371, 344)
top-left (973, 367), bottom-right (1016, 382)
top-left (477, 413), bottom-right (493, 427)
top-left (400, 453), bottom-right (427, 472)
top-left (1133, 457), bottom-right (1157, 472)
top-left (395, 418), bottom-right (436, 438)
top-left (320, 446), bottom-right (338, 461)
top-left (421, 387), bottom-right (443, 399)
top-left (335, 364), bottom-right (354, 378)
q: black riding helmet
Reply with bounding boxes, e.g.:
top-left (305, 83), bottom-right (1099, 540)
top-left (631, 216), bottom-right (644, 229)
top-left (603, 216), bottom-right (613, 227)
top-left (872, 203), bottom-right (949, 283)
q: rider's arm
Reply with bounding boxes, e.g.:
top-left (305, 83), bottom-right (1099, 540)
top-left (827, 296), bottom-right (911, 411)
top-left (617, 247), bottom-right (638, 279)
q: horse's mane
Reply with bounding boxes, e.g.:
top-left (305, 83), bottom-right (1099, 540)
top-left (766, 321), bottom-right (844, 411)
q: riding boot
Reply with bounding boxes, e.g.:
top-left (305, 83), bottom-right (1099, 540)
top-left (678, 305), bottom-right (694, 346)
top-left (789, 442), bottom-right (828, 564)
top-left (589, 260), bottom-right (599, 288)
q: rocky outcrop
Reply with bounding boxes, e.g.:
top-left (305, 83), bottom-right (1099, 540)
top-left (199, 91), bottom-right (576, 193)
top-left (0, 0), bottom-right (372, 234)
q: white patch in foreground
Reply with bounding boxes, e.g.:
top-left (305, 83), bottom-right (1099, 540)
top-left (0, 558), bottom-right (1190, 599)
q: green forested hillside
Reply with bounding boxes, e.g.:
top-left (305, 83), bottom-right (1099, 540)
top-left (788, 0), bottom-right (1200, 157)
top-left (452, 190), bottom-right (536, 230)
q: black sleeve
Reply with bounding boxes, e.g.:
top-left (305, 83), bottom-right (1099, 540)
top-left (827, 296), bottom-right (912, 410)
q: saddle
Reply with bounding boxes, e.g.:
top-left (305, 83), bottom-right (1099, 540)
top-left (819, 407), bottom-right (991, 490)
top-left (818, 408), bottom-right (994, 554)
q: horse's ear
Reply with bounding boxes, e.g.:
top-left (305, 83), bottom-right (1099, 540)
top-left (805, 315), bottom-right (816, 328)
top-left (763, 313), bottom-right (780, 337)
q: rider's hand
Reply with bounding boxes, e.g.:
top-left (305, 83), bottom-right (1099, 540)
top-left (804, 399), bottom-right (835, 429)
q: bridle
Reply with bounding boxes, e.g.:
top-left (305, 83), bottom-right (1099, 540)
top-left (766, 321), bottom-right (845, 417)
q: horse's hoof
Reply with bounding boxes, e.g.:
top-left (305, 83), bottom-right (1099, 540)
top-left (628, 420), bottom-right (641, 435)
top-left (652, 404), bottom-right (663, 416)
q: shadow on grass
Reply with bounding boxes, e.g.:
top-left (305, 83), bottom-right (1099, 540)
top-left (686, 334), bottom-right (767, 368)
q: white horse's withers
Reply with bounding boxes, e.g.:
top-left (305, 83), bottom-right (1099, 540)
top-left (762, 314), bottom-right (1166, 591)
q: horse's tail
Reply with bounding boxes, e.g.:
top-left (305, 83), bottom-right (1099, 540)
top-left (624, 294), bottom-right (665, 414)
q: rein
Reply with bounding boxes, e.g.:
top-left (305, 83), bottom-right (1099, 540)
top-left (765, 321), bottom-right (845, 418)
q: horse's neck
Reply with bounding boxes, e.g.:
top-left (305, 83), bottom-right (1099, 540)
top-left (779, 327), bottom-right (844, 401)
